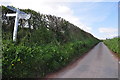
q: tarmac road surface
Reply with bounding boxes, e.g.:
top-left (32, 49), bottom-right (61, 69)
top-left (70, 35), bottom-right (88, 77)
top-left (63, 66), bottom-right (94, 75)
top-left (46, 42), bottom-right (118, 78)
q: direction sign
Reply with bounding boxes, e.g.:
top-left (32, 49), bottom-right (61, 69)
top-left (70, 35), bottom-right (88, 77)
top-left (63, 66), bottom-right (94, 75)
top-left (6, 6), bottom-right (31, 42)
top-left (7, 6), bottom-right (26, 14)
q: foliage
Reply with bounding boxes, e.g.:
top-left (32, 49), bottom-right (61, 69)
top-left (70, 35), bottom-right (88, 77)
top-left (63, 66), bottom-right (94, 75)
top-left (2, 39), bottom-right (99, 78)
top-left (2, 5), bottom-right (100, 78)
top-left (103, 37), bottom-right (120, 56)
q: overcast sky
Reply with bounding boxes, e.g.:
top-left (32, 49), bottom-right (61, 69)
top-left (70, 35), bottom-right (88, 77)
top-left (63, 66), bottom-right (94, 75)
top-left (0, 0), bottom-right (119, 39)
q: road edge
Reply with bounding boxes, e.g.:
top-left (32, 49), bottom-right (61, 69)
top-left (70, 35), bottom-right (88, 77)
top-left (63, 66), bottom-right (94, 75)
top-left (45, 42), bottom-right (100, 78)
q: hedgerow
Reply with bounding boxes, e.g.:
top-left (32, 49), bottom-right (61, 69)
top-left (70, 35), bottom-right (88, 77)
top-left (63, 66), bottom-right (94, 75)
top-left (103, 37), bottom-right (120, 56)
top-left (2, 5), bottom-right (100, 78)
top-left (2, 39), bottom-right (99, 78)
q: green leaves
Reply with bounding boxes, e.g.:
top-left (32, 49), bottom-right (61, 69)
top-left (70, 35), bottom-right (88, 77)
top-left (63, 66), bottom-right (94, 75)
top-left (2, 5), bottom-right (100, 78)
top-left (2, 39), bottom-right (99, 78)
top-left (104, 37), bottom-right (120, 56)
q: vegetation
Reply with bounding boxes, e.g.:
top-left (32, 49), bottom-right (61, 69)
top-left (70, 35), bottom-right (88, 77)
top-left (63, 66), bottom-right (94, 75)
top-left (2, 6), bottom-right (100, 78)
top-left (103, 37), bottom-right (120, 56)
top-left (0, 6), bottom-right (2, 76)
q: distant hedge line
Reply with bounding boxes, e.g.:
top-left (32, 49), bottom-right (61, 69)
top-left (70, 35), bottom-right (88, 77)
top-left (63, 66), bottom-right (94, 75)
top-left (2, 39), bottom-right (99, 78)
top-left (103, 37), bottom-right (120, 56)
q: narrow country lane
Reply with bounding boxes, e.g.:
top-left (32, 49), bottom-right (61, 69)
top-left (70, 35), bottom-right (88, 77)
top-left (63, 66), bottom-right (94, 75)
top-left (46, 42), bottom-right (118, 78)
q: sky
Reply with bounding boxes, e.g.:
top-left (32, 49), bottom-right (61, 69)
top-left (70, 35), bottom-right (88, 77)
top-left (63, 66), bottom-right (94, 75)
top-left (0, 0), bottom-right (119, 39)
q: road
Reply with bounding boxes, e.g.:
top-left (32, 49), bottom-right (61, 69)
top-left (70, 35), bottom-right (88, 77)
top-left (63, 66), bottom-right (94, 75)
top-left (46, 42), bottom-right (118, 78)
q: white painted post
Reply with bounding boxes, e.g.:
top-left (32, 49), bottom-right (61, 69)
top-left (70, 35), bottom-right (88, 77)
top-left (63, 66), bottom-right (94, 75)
top-left (6, 6), bottom-right (31, 42)
top-left (13, 9), bottom-right (19, 42)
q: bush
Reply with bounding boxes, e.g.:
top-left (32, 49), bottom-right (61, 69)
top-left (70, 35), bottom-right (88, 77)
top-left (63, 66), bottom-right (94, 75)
top-left (2, 5), bottom-right (100, 78)
top-left (2, 38), bottom-right (99, 78)
top-left (103, 37), bottom-right (120, 56)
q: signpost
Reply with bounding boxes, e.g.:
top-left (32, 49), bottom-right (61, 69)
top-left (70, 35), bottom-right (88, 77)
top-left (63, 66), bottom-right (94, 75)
top-left (6, 6), bottom-right (31, 42)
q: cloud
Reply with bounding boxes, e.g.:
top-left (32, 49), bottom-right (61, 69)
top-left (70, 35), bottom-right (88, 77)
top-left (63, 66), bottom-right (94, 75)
top-left (9, 0), bottom-right (120, 3)
top-left (99, 33), bottom-right (118, 39)
top-left (1, 0), bottom-right (92, 33)
top-left (0, 0), bottom-right (11, 6)
top-left (0, 0), bottom-right (93, 33)
top-left (7, 0), bottom-right (92, 32)
top-left (98, 27), bottom-right (118, 39)
top-left (99, 27), bottom-right (118, 33)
